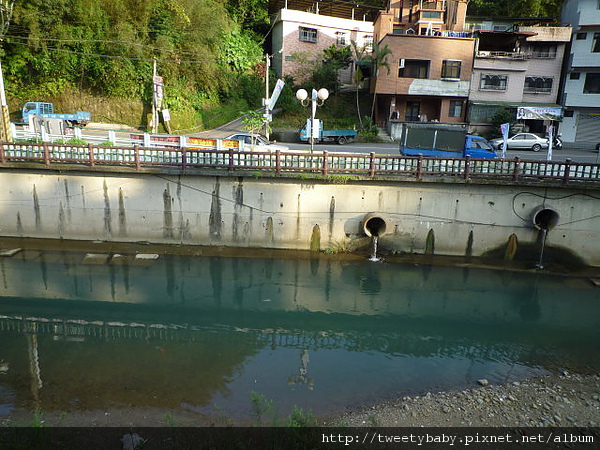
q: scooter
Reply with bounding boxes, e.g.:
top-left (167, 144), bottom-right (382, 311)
top-left (553, 134), bottom-right (563, 150)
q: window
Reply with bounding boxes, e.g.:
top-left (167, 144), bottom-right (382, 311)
top-left (531, 44), bottom-right (557, 59)
top-left (399, 59), bottom-right (429, 78)
top-left (449, 100), bottom-right (463, 118)
top-left (422, 11), bottom-right (442, 19)
top-left (584, 73), bottom-right (600, 93)
top-left (524, 76), bottom-right (553, 93)
top-left (576, 32), bottom-right (587, 40)
top-left (299, 27), bottom-right (317, 43)
top-left (480, 74), bottom-right (507, 90)
top-left (570, 72), bottom-right (581, 80)
top-left (493, 25), bottom-right (508, 32)
top-left (405, 101), bottom-right (420, 121)
top-left (363, 35), bottom-right (373, 52)
top-left (593, 33), bottom-right (600, 52)
top-left (335, 32), bottom-right (347, 46)
top-left (564, 110), bottom-right (574, 118)
top-left (441, 60), bottom-right (461, 79)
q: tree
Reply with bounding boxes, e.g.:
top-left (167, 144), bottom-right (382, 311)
top-left (367, 42), bottom-right (392, 123)
top-left (241, 109), bottom-right (266, 150)
top-left (350, 40), bottom-right (370, 128)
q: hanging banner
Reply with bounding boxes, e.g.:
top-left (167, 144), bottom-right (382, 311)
top-left (267, 79), bottom-right (285, 111)
top-left (500, 122), bottom-right (510, 159)
top-left (547, 124), bottom-right (553, 162)
top-left (516, 106), bottom-right (562, 121)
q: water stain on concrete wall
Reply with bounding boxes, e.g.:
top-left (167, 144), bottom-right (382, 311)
top-left (265, 217), bottom-right (274, 243)
top-left (103, 180), bottom-right (112, 237)
top-left (33, 185), bottom-right (41, 230)
top-left (310, 224), bottom-right (321, 252)
top-left (209, 179), bottom-right (222, 240)
top-left (118, 188), bottom-right (127, 237)
top-left (232, 180), bottom-right (244, 242)
top-left (163, 184), bottom-right (174, 238)
top-left (328, 196), bottom-right (335, 243)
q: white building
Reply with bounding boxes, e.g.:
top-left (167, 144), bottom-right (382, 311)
top-left (560, 0), bottom-right (600, 144)
top-left (271, 8), bottom-right (374, 84)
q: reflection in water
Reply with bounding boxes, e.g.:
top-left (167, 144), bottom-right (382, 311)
top-left (0, 248), bottom-right (599, 420)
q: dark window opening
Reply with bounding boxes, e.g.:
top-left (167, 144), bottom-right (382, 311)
top-left (399, 59), bottom-right (429, 79)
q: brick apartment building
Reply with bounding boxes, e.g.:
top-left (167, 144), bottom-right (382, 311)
top-left (371, 0), bottom-right (474, 129)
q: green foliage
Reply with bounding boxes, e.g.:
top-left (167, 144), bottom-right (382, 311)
top-left (3, 0), bottom-right (267, 129)
top-left (467, 0), bottom-right (564, 20)
top-left (286, 406), bottom-right (318, 427)
top-left (490, 108), bottom-right (515, 138)
top-left (218, 29), bottom-right (263, 73)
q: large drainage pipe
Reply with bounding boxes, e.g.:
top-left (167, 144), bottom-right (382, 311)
top-left (532, 206), bottom-right (560, 231)
top-left (363, 213), bottom-right (387, 238)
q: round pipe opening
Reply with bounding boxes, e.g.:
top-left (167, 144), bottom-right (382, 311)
top-left (363, 214), bottom-right (387, 238)
top-left (532, 207), bottom-right (559, 231)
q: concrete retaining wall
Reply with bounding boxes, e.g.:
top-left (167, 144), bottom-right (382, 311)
top-left (1, 169), bottom-right (599, 266)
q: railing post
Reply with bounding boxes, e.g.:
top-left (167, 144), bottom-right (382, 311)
top-left (134, 145), bottom-right (141, 171)
top-left (417, 155), bottom-right (423, 180)
top-left (0, 143), bottom-right (5, 164)
top-left (563, 158), bottom-right (571, 184)
top-left (275, 150), bottom-right (281, 176)
top-left (43, 143), bottom-right (50, 166)
top-left (181, 148), bottom-right (187, 172)
top-left (228, 148), bottom-right (234, 172)
top-left (88, 143), bottom-right (95, 168)
top-left (512, 157), bottom-right (521, 182)
top-left (369, 152), bottom-right (375, 177)
top-left (463, 155), bottom-right (471, 180)
top-left (322, 151), bottom-right (329, 176)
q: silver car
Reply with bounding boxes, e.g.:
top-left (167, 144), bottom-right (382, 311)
top-left (489, 133), bottom-right (549, 152)
top-left (224, 133), bottom-right (289, 152)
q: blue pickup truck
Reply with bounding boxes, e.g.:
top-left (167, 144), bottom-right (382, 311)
top-left (398, 123), bottom-right (496, 159)
top-left (22, 102), bottom-right (91, 126)
top-left (299, 120), bottom-right (357, 145)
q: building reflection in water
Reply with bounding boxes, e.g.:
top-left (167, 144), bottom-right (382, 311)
top-left (0, 246), bottom-right (599, 419)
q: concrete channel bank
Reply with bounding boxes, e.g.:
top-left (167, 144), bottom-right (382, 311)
top-left (1, 167), bottom-right (600, 267)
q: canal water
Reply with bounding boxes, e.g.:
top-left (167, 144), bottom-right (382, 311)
top-left (0, 246), bottom-right (599, 423)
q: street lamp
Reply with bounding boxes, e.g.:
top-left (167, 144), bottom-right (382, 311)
top-left (296, 88), bottom-right (329, 152)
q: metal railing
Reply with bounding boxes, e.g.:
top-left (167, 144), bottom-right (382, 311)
top-left (1, 141), bottom-right (600, 186)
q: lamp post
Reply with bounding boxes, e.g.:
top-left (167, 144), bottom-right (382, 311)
top-left (296, 88), bottom-right (329, 153)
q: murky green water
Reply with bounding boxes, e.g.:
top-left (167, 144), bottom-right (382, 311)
top-left (0, 248), bottom-right (599, 421)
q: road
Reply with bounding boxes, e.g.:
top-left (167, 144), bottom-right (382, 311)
top-left (17, 122), bottom-right (600, 164)
top-left (281, 140), bottom-right (600, 164)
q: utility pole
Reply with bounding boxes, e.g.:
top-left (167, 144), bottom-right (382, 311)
top-left (152, 59), bottom-right (158, 134)
top-left (264, 53), bottom-right (271, 140)
top-left (0, 60), bottom-right (11, 142)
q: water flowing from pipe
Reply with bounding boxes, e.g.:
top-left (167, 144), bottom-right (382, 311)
top-left (535, 228), bottom-right (548, 269)
top-left (369, 236), bottom-right (381, 262)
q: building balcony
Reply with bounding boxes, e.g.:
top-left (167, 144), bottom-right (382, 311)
top-left (476, 51), bottom-right (530, 60)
